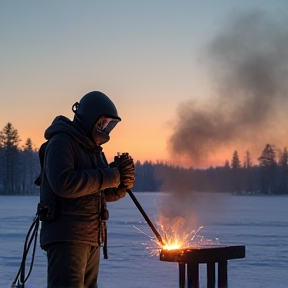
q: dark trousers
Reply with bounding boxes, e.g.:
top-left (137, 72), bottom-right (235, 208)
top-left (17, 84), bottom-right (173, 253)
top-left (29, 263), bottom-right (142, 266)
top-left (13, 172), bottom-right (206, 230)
top-left (46, 242), bottom-right (100, 288)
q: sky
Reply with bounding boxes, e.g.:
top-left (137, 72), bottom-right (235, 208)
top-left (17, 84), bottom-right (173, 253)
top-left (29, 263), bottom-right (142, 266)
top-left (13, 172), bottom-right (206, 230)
top-left (1, 1), bottom-right (288, 167)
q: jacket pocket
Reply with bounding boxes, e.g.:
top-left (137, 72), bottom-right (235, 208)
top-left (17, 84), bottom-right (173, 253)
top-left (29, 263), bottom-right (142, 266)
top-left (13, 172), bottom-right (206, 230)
top-left (60, 193), bottom-right (101, 216)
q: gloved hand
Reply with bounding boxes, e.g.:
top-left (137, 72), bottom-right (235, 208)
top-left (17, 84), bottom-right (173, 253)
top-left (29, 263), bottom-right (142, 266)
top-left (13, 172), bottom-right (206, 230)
top-left (110, 153), bottom-right (135, 189)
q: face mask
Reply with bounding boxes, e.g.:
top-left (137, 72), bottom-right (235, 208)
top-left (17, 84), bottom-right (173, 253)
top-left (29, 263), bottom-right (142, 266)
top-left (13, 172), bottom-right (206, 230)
top-left (92, 116), bottom-right (119, 145)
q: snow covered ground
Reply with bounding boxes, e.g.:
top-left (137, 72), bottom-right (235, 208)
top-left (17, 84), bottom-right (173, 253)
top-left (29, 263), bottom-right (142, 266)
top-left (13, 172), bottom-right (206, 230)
top-left (1, 192), bottom-right (287, 288)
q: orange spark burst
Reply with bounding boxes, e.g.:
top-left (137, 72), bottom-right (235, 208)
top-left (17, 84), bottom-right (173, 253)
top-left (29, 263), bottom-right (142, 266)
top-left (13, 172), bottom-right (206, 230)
top-left (156, 222), bottom-right (204, 251)
top-left (133, 215), bottom-right (209, 257)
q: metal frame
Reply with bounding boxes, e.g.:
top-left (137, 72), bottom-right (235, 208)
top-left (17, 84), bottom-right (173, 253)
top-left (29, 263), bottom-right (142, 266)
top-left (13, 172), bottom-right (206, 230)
top-left (160, 245), bottom-right (245, 288)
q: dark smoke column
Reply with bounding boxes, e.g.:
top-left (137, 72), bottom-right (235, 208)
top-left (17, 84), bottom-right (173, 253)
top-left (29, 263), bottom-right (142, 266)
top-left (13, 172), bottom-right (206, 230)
top-left (168, 10), bottom-right (288, 168)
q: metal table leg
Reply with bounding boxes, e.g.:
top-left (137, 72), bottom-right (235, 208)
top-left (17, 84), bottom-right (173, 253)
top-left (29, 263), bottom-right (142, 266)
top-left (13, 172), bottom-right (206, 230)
top-left (179, 263), bottom-right (185, 288)
top-left (187, 262), bottom-right (199, 288)
top-left (218, 261), bottom-right (228, 288)
top-left (207, 262), bottom-right (215, 288)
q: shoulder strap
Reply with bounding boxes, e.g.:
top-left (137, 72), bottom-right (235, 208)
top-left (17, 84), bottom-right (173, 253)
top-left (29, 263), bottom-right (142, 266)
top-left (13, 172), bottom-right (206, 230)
top-left (34, 141), bottom-right (49, 186)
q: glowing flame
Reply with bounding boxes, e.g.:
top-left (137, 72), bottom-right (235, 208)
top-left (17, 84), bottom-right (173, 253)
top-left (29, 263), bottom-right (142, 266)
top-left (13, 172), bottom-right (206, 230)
top-left (157, 223), bottom-right (204, 251)
top-left (134, 215), bottom-right (209, 256)
top-left (162, 241), bottom-right (181, 251)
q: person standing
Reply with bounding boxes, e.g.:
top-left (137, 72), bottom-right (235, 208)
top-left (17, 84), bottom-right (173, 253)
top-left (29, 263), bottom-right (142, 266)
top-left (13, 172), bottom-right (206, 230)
top-left (35, 91), bottom-right (135, 288)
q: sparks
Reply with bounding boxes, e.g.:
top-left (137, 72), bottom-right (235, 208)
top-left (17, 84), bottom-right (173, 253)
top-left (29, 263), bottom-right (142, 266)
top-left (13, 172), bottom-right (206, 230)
top-left (133, 215), bottom-right (209, 257)
top-left (157, 224), bottom-right (204, 250)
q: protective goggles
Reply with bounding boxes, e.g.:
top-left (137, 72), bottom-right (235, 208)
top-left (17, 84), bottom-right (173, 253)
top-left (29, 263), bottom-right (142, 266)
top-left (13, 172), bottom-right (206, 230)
top-left (95, 116), bottom-right (119, 134)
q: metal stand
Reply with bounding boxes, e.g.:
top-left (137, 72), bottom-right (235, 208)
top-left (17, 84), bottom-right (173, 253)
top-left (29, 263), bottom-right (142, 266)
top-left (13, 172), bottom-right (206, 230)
top-left (160, 245), bottom-right (245, 288)
top-left (178, 261), bottom-right (228, 288)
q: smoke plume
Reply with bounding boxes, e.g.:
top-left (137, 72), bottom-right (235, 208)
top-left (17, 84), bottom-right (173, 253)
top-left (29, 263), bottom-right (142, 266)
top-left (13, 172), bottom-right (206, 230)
top-left (168, 10), bottom-right (288, 167)
top-left (155, 10), bottom-right (288, 238)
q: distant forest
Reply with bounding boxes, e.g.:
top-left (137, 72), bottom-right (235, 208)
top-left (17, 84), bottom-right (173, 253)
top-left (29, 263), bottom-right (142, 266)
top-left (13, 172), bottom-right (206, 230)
top-left (1, 122), bottom-right (288, 196)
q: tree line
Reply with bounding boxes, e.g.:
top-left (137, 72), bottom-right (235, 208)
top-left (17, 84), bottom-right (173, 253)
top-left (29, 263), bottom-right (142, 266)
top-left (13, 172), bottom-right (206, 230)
top-left (134, 146), bottom-right (288, 195)
top-left (1, 122), bottom-right (288, 195)
top-left (0, 123), bottom-right (40, 195)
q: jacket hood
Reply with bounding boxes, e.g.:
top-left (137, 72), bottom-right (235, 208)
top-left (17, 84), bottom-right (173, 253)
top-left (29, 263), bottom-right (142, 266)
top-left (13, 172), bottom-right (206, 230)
top-left (44, 115), bottom-right (102, 151)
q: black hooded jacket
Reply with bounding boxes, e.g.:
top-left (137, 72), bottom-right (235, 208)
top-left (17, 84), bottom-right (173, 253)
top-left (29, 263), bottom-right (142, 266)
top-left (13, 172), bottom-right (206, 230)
top-left (38, 115), bottom-right (126, 249)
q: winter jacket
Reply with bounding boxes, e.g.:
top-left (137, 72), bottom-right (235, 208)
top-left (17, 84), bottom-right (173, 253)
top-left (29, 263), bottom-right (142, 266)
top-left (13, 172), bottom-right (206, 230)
top-left (38, 115), bottom-right (126, 251)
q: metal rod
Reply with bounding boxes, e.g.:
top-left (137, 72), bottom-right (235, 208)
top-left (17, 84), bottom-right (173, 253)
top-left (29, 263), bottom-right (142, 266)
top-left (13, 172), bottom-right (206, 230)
top-left (126, 189), bottom-right (164, 245)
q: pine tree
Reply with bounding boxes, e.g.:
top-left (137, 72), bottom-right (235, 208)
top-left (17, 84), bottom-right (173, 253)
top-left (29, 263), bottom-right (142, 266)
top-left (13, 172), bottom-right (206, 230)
top-left (243, 150), bottom-right (252, 168)
top-left (258, 144), bottom-right (277, 167)
top-left (258, 144), bottom-right (277, 194)
top-left (0, 131), bottom-right (4, 193)
top-left (1, 123), bottom-right (21, 194)
top-left (279, 147), bottom-right (288, 168)
top-left (278, 147), bottom-right (288, 194)
top-left (231, 150), bottom-right (241, 169)
top-left (22, 138), bottom-right (38, 194)
top-left (230, 150), bottom-right (242, 193)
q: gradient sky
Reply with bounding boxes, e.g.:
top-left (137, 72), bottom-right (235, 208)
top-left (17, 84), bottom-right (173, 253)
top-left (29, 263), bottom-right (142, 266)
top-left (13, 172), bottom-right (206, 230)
top-left (1, 1), bottom-right (288, 167)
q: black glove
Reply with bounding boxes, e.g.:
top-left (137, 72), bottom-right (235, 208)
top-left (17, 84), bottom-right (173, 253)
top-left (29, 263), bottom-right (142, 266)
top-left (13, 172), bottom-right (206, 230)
top-left (110, 153), bottom-right (135, 189)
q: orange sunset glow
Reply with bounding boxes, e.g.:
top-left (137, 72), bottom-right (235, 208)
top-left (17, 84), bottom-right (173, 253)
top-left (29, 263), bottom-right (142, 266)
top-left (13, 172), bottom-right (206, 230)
top-left (1, 2), bottom-right (288, 169)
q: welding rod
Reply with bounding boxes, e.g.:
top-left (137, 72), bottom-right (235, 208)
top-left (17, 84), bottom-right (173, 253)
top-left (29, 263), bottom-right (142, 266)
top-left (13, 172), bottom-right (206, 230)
top-left (126, 189), bottom-right (164, 246)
